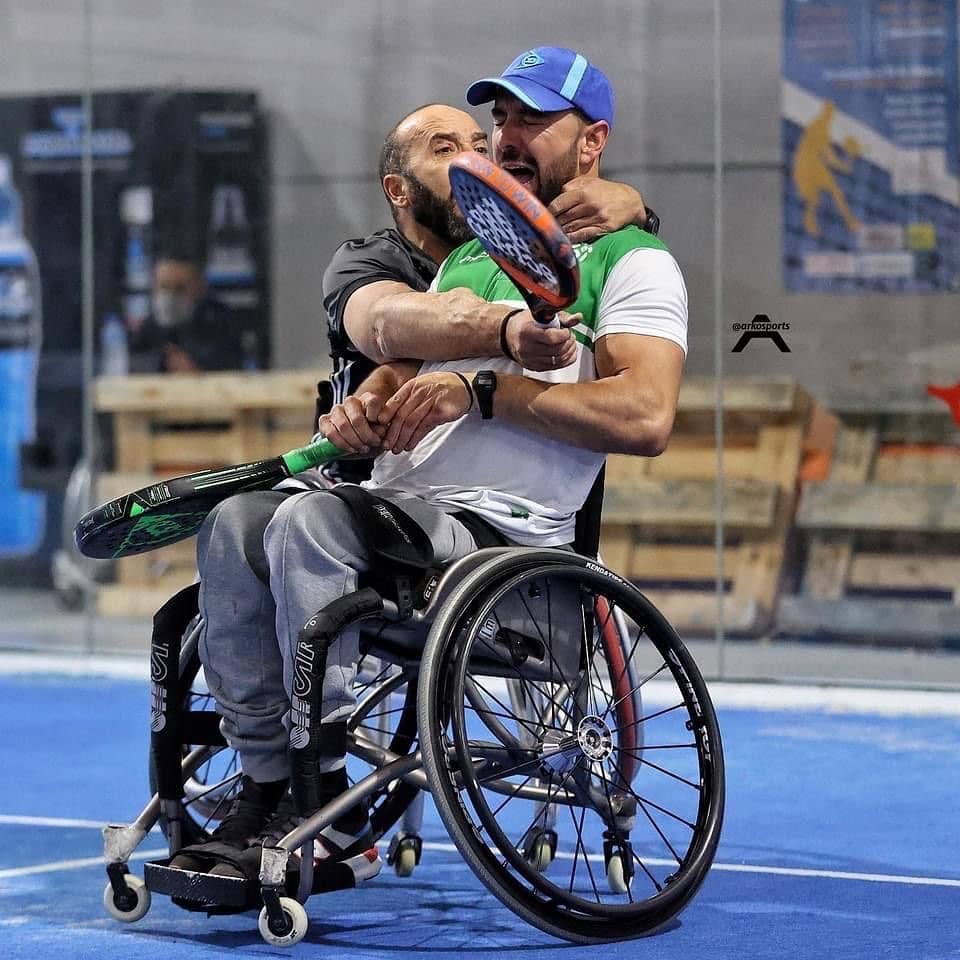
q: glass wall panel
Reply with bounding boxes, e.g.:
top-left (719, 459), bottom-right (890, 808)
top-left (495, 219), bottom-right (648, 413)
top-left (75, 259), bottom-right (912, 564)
top-left (3, 1), bottom-right (954, 689)
top-left (0, 3), bottom-right (92, 650)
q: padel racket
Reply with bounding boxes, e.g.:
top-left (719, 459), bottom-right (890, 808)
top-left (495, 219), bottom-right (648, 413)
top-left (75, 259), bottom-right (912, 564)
top-left (448, 152), bottom-right (579, 324)
top-left (74, 437), bottom-right (342, 560)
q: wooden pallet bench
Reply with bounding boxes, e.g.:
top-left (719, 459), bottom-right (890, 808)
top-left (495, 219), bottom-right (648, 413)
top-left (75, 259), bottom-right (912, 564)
top-left (94, 371), bottom-right (319, 616)
top-left (778, 401), bottom-right (960, 644)
top-left (599, 377), bottom-right (814, 636)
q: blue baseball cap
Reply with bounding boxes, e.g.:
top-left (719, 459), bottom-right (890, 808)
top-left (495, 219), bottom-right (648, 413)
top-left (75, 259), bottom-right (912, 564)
top-left (466, 47), bottom-right (615, 128)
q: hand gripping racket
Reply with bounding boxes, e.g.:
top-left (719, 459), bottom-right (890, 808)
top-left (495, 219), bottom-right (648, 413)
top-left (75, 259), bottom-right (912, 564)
top-left (74, 437), bottom-right (341, 559)
top-left (448, 152), bottom-right (580, 325)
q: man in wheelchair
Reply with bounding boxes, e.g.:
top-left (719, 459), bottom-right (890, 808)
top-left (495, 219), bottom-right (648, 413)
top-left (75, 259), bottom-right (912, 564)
top-left (166, 48), bottom-right (687, 903)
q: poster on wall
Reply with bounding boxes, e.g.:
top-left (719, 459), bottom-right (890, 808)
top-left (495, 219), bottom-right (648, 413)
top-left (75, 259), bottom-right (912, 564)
top-left (782, 0), bottom-right (960, 292)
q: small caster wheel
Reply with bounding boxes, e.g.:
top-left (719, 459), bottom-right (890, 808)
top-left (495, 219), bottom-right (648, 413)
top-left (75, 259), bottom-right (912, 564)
top-left (394, 843), bottom-right (417, 878)
top-left (258, 896), bottom-right (308, 947)
top-left (387, 832), bottom-right (422, 878)
top-left (606, 853), bottom-right (631, 894)
top-left (523, 829), bottom-right (557, 873)
top-left (103, 874), bottom-right (151, 922)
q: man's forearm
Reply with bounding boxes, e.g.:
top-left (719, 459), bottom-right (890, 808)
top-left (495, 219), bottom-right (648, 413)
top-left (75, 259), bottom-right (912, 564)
top-left (356, 359), bottom-right (421, 398)
top-left (370, 289), bottom-right (509, 361)
top-left (488, 372), bottom-right (673, 457)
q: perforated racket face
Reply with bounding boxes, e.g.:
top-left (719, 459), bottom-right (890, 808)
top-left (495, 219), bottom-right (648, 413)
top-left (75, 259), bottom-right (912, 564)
top-left (76, 495), bottom-right (221, 558)
top-left (449, 156), bottom-right (579, 309)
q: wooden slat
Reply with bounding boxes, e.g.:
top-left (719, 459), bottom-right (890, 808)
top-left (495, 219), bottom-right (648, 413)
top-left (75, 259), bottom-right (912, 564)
top-left (95, 371), bottom-right (319, 412)
top-left (96, 472), bottom-right (159, 501)
top-left (847, 553), bottom-right (960, 597)
top-left (778, 596), bottom-right (960, 643)
top-left (644, 446), bottom-right (761, 480)
top-left (113, 413), bottom-right (152, 472)
top-left (830, 425), bottom-right (879, 482)
top-left (641, 590), bottom-right (758, 634)
top-left (797, 482), bottom-right (960, 533)
top-left (677, 377), bottom-right (810, 415)
top-left (801, 425), bottom-right (877, 600)
top-left (151, 430), bottom-right (248, 468)
top-left (628, 544), bottom-right (726, 580)
top-left (802, 540), bottom-right (851, 600)
top-left (597, 528), bottom-right (633, 577)
top-left (829, 406), bottom-right (957, 444)
top-left (732, 422), bottom-right (806, 617)
top-left (97, 579), bottom-right (197, 617)
top-left (873, 446), bottom-right (960, 484)
top-left (602, 478), bottom-right (778, 529)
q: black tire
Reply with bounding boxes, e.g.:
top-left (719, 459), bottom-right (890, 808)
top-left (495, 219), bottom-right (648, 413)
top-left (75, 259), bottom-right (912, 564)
top-left (418, 554), bottom-right (724, 944)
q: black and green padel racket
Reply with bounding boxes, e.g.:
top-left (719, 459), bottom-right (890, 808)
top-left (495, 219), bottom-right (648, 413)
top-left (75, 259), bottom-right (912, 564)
top-left (74, 437), bottom-right (341, 559)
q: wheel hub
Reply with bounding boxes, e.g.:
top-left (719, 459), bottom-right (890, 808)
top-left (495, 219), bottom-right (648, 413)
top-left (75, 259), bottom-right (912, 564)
top-left (539, 715), bottom-right (615, 773)
top-left (577, 715), bottom-right (614, 762)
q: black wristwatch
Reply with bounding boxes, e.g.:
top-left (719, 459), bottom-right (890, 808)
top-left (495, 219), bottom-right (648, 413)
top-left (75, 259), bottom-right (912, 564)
top-left (472, 370), bottom-right (497, 420)
top-left (643, 206), bottom-right (660, 235)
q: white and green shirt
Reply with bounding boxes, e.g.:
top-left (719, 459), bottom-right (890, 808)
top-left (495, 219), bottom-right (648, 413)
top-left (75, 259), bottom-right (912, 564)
top-left (368, 226), bottom-right (688, 545)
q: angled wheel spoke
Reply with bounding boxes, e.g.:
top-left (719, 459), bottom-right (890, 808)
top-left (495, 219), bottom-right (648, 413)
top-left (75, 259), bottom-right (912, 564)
top-left (621, 753), bottom-right (701, 791)
top-left (564, 797), bottom-right (602, 902)
top-left (468, 675), bottom-right (564, 739)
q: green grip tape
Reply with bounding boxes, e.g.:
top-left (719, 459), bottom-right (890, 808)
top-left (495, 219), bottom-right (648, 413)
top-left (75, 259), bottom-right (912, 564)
top-left (281, 437), bottom-right (343, 476)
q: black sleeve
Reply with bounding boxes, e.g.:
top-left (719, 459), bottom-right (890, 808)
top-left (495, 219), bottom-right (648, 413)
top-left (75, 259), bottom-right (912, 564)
top-left (322, 234), bottom-right (425, 356)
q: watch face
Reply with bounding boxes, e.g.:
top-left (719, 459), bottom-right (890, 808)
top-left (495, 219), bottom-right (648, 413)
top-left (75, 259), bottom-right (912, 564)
top-left (474, 370), bottom-right (496, 418)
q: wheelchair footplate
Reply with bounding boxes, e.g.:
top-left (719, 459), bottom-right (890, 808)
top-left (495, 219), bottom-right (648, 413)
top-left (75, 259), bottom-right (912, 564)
top-left (143, 842), bottom-right (381, 915)
top-left (143, 858), bottom-right (252, 913)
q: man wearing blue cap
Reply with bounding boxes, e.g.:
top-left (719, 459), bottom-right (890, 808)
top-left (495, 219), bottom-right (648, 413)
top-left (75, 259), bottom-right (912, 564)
top-left (465, 46), bottom-right (618, 203)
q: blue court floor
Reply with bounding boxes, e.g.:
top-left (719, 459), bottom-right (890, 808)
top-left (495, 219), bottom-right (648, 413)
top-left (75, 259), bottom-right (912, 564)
top-left (0, 661), bottom-right (958, 960)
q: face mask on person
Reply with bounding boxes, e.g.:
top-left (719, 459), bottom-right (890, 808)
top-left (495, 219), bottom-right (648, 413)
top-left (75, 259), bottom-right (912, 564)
top-left (152, 289), bottom-right (194, 329)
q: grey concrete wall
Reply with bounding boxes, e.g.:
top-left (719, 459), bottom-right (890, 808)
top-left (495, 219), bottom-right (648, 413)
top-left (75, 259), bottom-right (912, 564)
top-left (1, 0), bottom-right (955, 402)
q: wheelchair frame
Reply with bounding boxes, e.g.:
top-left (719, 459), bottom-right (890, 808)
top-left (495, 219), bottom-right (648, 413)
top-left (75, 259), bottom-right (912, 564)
top-left (101, 542), bottom-right (725, 947)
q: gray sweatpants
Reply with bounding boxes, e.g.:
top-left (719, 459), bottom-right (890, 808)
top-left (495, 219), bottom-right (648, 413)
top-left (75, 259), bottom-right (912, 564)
top-left (196, 488), bottom-right (480, 783)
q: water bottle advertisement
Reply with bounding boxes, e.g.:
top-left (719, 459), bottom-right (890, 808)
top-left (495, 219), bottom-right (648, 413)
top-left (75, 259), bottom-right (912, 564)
top-left (0, 154), bottom-right (44, 557)
top-left (0, 89), bottom-right (270, 576)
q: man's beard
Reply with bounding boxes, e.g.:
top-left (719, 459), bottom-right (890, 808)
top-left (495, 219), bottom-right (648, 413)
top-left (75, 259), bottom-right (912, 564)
top-left (534, 141), bottom-right (581, 205)
top-left (405, 172), bottom-right (474, 247)
top-left (499, 140), bottom-right (581, 206)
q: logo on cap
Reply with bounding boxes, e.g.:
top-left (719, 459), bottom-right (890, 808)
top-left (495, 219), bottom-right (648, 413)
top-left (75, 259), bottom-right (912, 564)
top-left (515, 51), bottom-right (545, 69)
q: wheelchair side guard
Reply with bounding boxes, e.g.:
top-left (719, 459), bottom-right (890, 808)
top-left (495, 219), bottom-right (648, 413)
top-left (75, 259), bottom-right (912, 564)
top-left (327, 484), bottom-right (437, 614)
top-left (149, 583), bottom-right (200, 793)
top-left (148, 582), bottom-right (204, 854)
top-left (289, 586), bottom-right (385, 816)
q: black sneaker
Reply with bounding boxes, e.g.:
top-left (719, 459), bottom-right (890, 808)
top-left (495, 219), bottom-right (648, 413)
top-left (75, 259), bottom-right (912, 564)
top-left (169, 774), bottom-right (288, 872)
top-left (209, 790), bottom-right (382, 892)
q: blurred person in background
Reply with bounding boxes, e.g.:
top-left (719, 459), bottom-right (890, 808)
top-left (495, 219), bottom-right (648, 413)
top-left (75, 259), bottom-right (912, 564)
top-left (129, 250), bottom-right (245, 372)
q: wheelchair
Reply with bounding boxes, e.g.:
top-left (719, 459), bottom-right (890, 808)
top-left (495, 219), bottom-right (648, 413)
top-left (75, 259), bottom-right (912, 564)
top-left (100, 473), bottom-right (725, 947)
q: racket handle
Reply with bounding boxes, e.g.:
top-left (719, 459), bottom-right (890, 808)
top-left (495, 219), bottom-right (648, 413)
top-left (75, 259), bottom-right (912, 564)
top-left (533, 307), bottom-right (561, 329)
top-left (281, 436), bottom-right (343, 475)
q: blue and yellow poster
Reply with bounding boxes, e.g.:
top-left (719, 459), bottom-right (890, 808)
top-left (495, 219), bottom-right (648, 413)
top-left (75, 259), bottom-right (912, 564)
top-left (783, 0), bottom-right (960, 292)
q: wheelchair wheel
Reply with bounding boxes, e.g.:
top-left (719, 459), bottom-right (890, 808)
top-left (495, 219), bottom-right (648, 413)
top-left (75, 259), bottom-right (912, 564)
top-left (419, 553), bottom-right (724, 944)
top-left (148, 620), bottom-right (422, 848)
